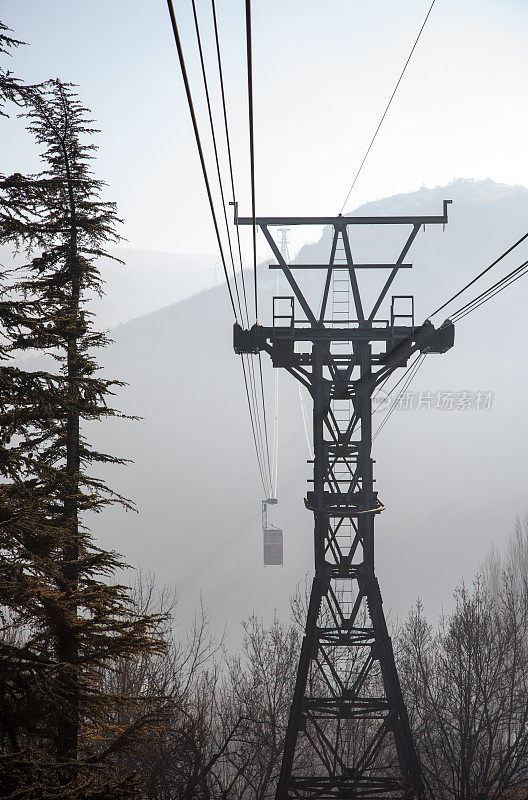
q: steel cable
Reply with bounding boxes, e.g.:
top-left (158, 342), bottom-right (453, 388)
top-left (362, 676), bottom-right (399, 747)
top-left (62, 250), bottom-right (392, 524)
top-left (257, 351), bottom-right (273, 492)
top-left (339, 0), bottom-right (437, 213)
top-left (166, 0), bottom-right (271, 493)
top-left (211, 0), bottom-right (251, 328)
top-left (190, 0), bottom-right (245, 323)
top-left (373, 351), bottom-right (423, 415)
top-left (165, 0), bottom-right (238, 319)
top-left (241, 355), bottom-right (271, 495)
top-left (429, 231), bottom-right (528, 319)
top-left (246, 352), bottom-right (272, 493)
top-left (451, 259), bottom-right (528, 322)
top-left (210, 0), bottom-right (274, 491)
top-left (245, 0), bottom-right (258, 321)
top-left (243, 0), bottom-right (274, 492)
top-left (373, 354), bottom-right (426, 441)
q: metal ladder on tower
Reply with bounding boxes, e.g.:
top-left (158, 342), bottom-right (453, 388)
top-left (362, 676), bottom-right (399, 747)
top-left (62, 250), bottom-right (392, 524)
top-left (331, 234), bottom-right (355, 613)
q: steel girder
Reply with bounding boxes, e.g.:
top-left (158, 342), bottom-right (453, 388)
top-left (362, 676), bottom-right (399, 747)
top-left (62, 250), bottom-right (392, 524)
top-left (234, 206), bottom-right (453, 800)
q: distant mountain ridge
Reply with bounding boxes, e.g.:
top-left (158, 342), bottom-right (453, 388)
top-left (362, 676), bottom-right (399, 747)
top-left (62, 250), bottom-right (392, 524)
top-left (75, 179), bottom-right (528, 642)
top-left (0, 245), bottom-right (217, 330)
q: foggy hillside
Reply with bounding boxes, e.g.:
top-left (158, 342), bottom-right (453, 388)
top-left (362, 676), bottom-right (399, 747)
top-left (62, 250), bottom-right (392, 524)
top-left (92, 248), bottom-right (217, 327)
top-left (88, 179), bottom-right (528, 640)
top-left (0, 245), bottom-right (216, 329)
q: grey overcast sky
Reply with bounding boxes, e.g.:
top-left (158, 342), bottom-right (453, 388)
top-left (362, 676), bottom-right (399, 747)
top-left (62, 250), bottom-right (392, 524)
top-left (1, 0), bottom-right (527, 257)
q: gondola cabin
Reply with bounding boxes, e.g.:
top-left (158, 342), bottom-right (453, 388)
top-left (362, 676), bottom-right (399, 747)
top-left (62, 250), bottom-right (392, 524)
top-left (263, 528), bottom-right (283, 566)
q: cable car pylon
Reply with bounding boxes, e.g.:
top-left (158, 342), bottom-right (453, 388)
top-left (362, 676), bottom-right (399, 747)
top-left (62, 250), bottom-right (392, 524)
top-left (234, 202), bottom-right (455, 799)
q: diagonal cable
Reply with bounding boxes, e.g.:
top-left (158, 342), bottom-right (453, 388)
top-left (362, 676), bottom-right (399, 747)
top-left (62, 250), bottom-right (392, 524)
top-left (241, 354), bottom-right (271, 495)
top-left (452, 259), bottom-right (528, 322)
top-left (211, 0), bottom-right (251, 328)
top-left (190, 0), bottom-right (244, 322)
top-left (373, 354), bottom-right (426, 441)
top-left (166, 0), bottom-right (269, 491)
top-left (429, 231), bottom-right (528, 319)
top-left (339, 0), bottom-right (437, 213)
top-left (245, 0), bottom-right (258, 321)
top-left (165, 0), bottom-right (237, 319)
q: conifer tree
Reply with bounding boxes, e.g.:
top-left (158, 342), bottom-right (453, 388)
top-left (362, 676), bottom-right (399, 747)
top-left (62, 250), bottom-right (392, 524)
top-left (0, 74), bottom-right (167, 798)
top-left (0, 20), bottom-right (23, 112)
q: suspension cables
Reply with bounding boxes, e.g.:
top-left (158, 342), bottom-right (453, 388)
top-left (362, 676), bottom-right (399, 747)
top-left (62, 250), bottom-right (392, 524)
top-left (243, 0), bottom-right (274, 494)
top-left (241, 355), bottom-right (272, 496)
top-left (429, 231), bottom-right (528, 319)
top-left (166, 0), bottom-right (273, 496)
top-left (211, 0), bottom-right (272, 492)
top-left (165, 0), bottom-right (237, 319)
top-left (373, 353), bottom-right (426, 441)
top-left (374, 238), bottom-right (528, 442)
top-left (257, 352), bottom-right (273, 492)
top-left (374, 244), bottom-right (528, 441)
top-left (450, 257), bottom-right (528, 323)
top-left (339, 0), bottom-right (436, 214)
top-left (190, 0), bottom-right (245, 323)
top-left (211, 0), bottom-right (250, 327)
top-left (245, 0), bottom-right (258, 321)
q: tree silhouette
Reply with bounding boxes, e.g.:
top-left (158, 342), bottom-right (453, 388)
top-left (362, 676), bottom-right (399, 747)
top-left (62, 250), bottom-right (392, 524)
top-left (0, 76), bottom-right (167, 798)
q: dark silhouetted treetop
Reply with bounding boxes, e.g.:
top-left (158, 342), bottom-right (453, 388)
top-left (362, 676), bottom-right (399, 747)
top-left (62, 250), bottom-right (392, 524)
top-left (0, 19), bottom-right (24, 114)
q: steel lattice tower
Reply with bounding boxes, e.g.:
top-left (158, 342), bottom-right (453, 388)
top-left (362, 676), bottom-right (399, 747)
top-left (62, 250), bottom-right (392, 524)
top-left (234, 202), bottom-right (454, 799)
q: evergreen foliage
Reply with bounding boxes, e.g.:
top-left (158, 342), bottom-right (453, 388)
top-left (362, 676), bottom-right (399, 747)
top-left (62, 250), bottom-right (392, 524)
top-left (0, 38), bottom-right (167, 799)
top-left (0, 20), bottom-right (24, 112)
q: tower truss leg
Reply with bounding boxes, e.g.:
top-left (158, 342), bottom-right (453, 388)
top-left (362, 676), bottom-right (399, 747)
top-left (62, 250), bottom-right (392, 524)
top-left (233, 204), bottom-right (454, 799)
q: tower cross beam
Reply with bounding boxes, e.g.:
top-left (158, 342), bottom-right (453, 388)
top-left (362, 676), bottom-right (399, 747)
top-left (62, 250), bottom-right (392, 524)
top-left (235, 199), bottom-right (451, 226)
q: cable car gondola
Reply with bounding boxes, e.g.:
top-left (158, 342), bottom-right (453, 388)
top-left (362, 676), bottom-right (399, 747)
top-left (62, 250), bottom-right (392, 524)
top-left (262, 498), bottom-right (283, 566)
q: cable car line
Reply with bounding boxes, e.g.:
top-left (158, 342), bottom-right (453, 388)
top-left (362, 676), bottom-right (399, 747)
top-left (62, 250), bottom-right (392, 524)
top-left (165, 0), bottom-right (237, 320)
top-left (244, 0), bottom-right (275, 493)
top-left (249, 354), bottom-right (273, 493)
top-left (190, 0), bottom-right (245, 324)
top-left (210, 0), bottom-right (272, 493)
top-left (245, 0), bottom-right (259, 322)
top-left (192, 0), bottom-right (272, 490)
top-left (165, 0), bottom-right (272, 494)
top-left (246, 349), bottom-right (272, 492)
top-left (246, 352), bottom-right (272, 494)
top-left (241, 355), bottom-right (271, 495)
top-left (272, 360), bottom-right (280, 499)
top-left (211, 0), bottom-right (251, 328)
top-left (373, 354), bottom-right (426, 441)
top-left (373, 248), bottom-right (528, 441)
top-left (298, 384), bottom-right (314, 461)
top-left (451, 257), bottom-right (528, 322)
top-left (374, 244), bottom-right (528, 440)
top-left (429, 230), bottom-right (528, 319)
top-left (373, 351), bottom-right (423, 416)
top-left (258, 352), bottom-right (273, 492)
top-left (339, 0), bottom-right (437, 214)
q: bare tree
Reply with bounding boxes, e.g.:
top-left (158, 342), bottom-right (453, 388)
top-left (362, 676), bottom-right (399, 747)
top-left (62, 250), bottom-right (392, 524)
top-left (213, 614), bottom-right (300, 800)
top-left (97, 573), bottom-right (250, 800)
top-left (398, 524), bottom-right (528, 800)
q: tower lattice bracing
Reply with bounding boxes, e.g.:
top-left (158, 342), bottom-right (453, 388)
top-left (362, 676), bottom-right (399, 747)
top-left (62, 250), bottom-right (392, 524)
top-left (234, 203), bottom-right (454, 799)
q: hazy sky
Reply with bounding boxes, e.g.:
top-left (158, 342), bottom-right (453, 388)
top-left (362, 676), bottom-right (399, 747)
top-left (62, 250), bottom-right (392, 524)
top-left (2, 0), bottom-right (527, 258)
